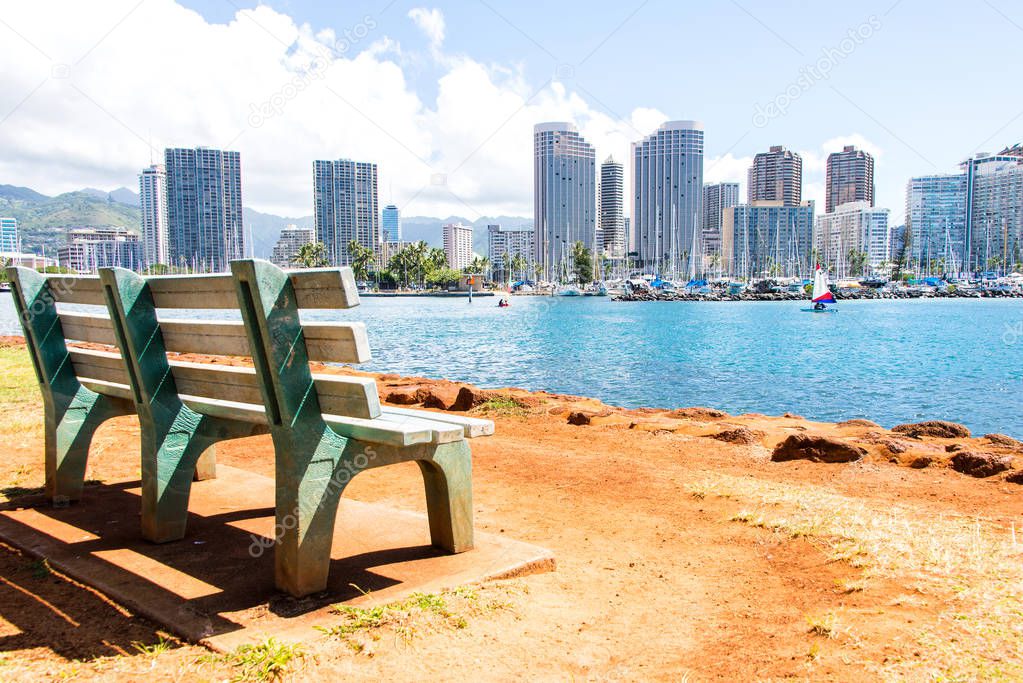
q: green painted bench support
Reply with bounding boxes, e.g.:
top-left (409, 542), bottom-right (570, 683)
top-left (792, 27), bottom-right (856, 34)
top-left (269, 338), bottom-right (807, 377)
top-left (98, 267), bottom-right (258, 542)
top-left (231, 259), bottom-right (474, 597)
top-left (7, 267), bottom-right (135, 502)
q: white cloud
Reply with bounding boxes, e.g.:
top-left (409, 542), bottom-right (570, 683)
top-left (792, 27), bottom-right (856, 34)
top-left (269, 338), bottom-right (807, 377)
top-left (407, 7), bottom-right (445, 53)
top-left (0, 0), bottom-right (681, 220)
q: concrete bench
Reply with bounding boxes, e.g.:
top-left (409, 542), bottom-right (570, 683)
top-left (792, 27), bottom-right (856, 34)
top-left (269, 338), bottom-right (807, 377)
top-left (25, 259), bottom-right (490, 597)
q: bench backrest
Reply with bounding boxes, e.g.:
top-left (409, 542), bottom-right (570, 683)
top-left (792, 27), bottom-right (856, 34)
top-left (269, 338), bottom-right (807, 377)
top-left (9, 265), bottom-right (380, 423)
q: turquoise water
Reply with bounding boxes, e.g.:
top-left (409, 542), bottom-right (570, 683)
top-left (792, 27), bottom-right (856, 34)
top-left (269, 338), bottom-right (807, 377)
top-left (2, 294), bottom-right (1021, 436)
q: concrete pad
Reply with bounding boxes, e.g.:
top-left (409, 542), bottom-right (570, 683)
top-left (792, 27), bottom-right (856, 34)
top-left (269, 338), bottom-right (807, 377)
top-left (0, 465), bottom-right (555, 652)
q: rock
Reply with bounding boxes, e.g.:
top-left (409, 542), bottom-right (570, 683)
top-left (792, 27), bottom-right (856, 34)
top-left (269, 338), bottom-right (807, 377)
top-left (985, 433), bottom-right (1023, 451)
top-left (881, 439), bottom-right (908, 454)
top-left (710, 427), bottom-right (764, 445)
top-left (837, 419), bottom-right (881, 429)
top-left (892, 420), bottom-right (971, 439)
top-left (909, 456), bottom-right (933, 469)
top-left (568, 411), bottom-right (600, 426)
top-left (667, 407), bottom-right (728, 421)
top-left (422, 385), bottom-right (462, 411)
top-left (1005, 470), bottom-right (1023, 485)
top-left (950, 451), bottom-right (1013, 478)
top-left (783, 412), bottom-right (804, 420)
top-left (945, 444), bottom-right (964, 453)
top-left (384, 385), bottom-right (430, 405)
top-left (450, 386), bottom-right (535, 412)
top-left (770, 434), bottom-right (867, 464)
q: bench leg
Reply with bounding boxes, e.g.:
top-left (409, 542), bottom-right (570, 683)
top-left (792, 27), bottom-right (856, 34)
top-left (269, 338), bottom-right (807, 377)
top-left (45, 391), bottom-right (126, 504)
top-left (274, 445), bottom-right (347, 597)
top-left (417, 441), bottom-right (474, 554)
top-left (193, 445), bottom-right (217, 481)
top-left (139, 410), bottom-right (211, 543)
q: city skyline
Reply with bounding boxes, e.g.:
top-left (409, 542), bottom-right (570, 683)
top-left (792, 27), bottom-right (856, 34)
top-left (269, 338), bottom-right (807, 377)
top-left (3, 2), bottom-right (1021, 225)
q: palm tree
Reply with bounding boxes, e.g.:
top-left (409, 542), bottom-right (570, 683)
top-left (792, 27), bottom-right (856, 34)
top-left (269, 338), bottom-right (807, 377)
top-left (510, 253), bottom-right (527, 282)
top-left (293, 242), bottom-right (329, 268)
top-left (347, 240), bottom-right (376, 281)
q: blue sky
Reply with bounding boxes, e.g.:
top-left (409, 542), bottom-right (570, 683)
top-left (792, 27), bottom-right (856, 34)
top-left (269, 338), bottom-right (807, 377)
top-left (2, 1), bottom-right (1021, 220)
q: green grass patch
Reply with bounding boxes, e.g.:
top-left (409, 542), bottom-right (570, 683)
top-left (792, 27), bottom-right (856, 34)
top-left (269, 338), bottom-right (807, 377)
top-left (220, 638), bottom-right (303, 682)
top-left (472, 396), bottom-right (529, 416)
top-left (131, 634), bottom-right (176, 657)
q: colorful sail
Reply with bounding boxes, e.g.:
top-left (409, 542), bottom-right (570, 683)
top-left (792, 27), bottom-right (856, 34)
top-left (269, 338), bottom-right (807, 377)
top-left (811, 266), bottom-right (836, 304)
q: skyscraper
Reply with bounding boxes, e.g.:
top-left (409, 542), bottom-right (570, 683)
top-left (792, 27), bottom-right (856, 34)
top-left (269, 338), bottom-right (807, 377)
top-left (382, 204), bottom-right (401, 242)
top-left (164, 147), bottom-right (244, 272)
top-left (702, 182), bottom-right (740, 259)
top-left (748, 145), bottom-right (803, 206)
top-left (905, 174), bottom-right (968, 274)
top-left (533, 122), bottom-right (596, 278)
top-left (722, 201), bottom-right (815, 278)
top-left (313, 159), bottom-right (380, 266)
top-left (825, 145), bottom-right (875, 213)
top-left (488, 224), bottom-right (534, 282)
top-left (443, 222), bottom-right (473, 270)
top-left (962, 149), bottom-right (1023, 274)
top-left (271, 224), bottom-right (315, 267)
top-left (631, 120), bottom-right (704, 270)
top-left (0, 217), bottom-right (17, 253)
top-left (139, 164), bottom-right (169, 267)
top-left (599, 157), bottom-right (625, 259)
top-left (814, 201), bottom-right (890, 276)
top-left (57, 227), bottom-right (143, 273)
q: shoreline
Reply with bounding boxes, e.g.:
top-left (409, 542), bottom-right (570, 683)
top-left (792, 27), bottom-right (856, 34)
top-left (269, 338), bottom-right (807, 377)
top-left (610, 289), bottom-right (1023, 303)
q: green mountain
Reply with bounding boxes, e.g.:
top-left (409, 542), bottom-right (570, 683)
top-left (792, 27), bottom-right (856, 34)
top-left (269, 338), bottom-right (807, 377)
top-left (0, 190), bottom-right (140, 253)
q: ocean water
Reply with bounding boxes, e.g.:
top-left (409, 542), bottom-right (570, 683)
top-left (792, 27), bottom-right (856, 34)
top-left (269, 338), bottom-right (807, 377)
top-left (2, 293), bottom-right (1021, 436)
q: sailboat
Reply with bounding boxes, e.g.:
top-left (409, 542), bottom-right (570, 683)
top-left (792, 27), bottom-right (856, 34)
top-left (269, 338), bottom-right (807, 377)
top-left (801, 265), bottom-right (838, 313)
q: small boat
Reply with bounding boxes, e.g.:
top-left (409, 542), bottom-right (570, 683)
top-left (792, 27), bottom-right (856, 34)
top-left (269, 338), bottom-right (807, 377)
top-left (802, 266), bottom-right (838, 313)
top-left (556, 284), bottom-right (582, 297)
top-left (497, 299), bottom-right (510, 308)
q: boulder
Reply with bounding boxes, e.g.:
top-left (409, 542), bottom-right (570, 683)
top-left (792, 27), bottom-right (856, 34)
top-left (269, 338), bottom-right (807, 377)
top-left (710, 427), bottom-right (765, 445)
top-left (383, 385), bottom-right (430, 405)
top-left (422, 384), bottom-right (462, 411)
top-left (837, 418), bottom-right (881, 429)
top-left (985, 433), bottom-right (1023, 451)
top-left (567, 411), bottom-right (599, 426)
top-left (667, 407), bottom-right (729, 421)
top-left (783, 412), bottom-right (804, 420)
top-left (892, 420), bottom-right (971, 439)
top-left (450, 386), bottom-right (536, 412)
top-left (1005, 470), bottom-right (1023, 485)
top-left (950, 451), bottom-right (1013, 478)
top-left (909, 455), bottom-right (933, 469)
top-left (771, 434), bottom-right (866, 464)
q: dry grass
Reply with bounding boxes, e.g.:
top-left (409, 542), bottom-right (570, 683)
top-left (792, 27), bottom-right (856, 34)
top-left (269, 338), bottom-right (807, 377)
top-left (687, 474), bottom-right (1023, 681)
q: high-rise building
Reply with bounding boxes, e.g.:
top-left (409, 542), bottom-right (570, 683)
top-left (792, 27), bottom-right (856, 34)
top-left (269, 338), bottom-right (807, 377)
top-left (0, 217), bottom-right (17, 253)
top-left (313, 159), bottom-right (380, 267)
top-left (139, 164), bottom-right (169, 267)
top-left (57, 227), bottom-right (143, 273)
top-left (533, 122), bottom-right (596, 278)
top-left (632, 120), bottom-right (704, 270)
top-left (487, 224), bottom-right (534, 281)
top-left (962, 149), bottom-right (1023, 273)
top-left (748, 145), bottom-right (803, 206)
top-left (905, 174), bottom-right (968, 274)
top-left (164, 147), bottom-right (244, 272)
top-left (599, 157), bottom-right (625, 259)
top-left (702, 182), bottom-right (740, 259)
top-left (721, 201), bottom-right (815, 278)
top-left (443, 222), bottom-right (473, 270)
top-left (825, 145), bottom-right (875, 213)
top-left (382, 204), bottom-right (401, 242)
top-left (814, 201), bottom-right (890, 276)
top-left (270, 224), bottom-right (315, 267)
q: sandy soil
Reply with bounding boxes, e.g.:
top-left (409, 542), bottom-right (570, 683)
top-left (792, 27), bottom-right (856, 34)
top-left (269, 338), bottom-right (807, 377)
top-left (1, 336), bottom-right (1021, 681)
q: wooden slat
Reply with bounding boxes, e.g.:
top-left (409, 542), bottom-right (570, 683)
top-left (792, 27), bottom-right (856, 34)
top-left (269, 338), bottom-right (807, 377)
top-left (79, 378), bottom-right (134, 401)
top-left (381, 407), bottom-right (495, 438)
top-left (68, 348), bottom-right (129, 385)
top-left (67, 349), bottom-right (380, 419)
top-left (180, 398), bottom-right (458, 447)
top-left (59, 312), bottom-right (117, 345)
top-left (46, 276), bottom-right (105, 305)
top-left (48, 267), bottom-right (358, 309)
top-left (158, 319), bottom-right (371, 363)
top-left (145, 268), bottom-right (359, 309)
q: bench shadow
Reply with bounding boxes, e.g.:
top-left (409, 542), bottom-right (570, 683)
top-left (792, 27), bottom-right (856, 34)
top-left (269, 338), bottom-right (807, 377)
top-left (0, 479), bottom-right (444, 643)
